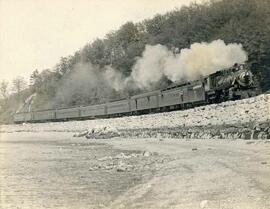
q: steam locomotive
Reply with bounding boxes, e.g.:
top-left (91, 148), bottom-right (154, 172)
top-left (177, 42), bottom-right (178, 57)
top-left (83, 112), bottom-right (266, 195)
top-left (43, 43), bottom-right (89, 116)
top-left (14, 63), bottom-right (255, 123)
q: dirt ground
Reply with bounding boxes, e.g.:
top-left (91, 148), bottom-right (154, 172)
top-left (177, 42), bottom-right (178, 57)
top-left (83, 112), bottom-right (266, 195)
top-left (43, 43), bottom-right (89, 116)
top-left (0, 132), bottom-right (270, 209)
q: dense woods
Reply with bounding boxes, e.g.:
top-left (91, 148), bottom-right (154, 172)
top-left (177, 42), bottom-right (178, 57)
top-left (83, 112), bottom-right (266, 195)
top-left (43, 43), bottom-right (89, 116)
top-left (0, 0), bottom-right (270, 123)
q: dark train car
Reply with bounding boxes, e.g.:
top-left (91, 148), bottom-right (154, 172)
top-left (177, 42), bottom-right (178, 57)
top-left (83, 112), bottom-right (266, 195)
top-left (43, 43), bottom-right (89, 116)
top-left (80, 104), bottom-right (106, 118)
top-left (32, 110), bottom-right (55, 122)
top-left (159, 80), bottom-right (206, 108)
top-left (55, 107), bottom-right (80, 120)
top-left (14, 112), bottom-right (32, 123)
top-left (13, 112), bottom-right (25, 123)
top-left (106, 99), bottom-right (130, 115)
top-left (159, 88), bottom-right (183, 107)
top-left (182, 82), bottom-right (206, 104)
top-left (130, 91), bottom-right (159, 112)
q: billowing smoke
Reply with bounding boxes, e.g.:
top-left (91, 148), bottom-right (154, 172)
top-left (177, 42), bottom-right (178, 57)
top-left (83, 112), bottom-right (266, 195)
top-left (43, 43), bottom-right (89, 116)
top-left (131, 44), bottom-right (170, 89)
top-left (56, 63), bottom-right (112, 107)
top-left (130, 39), bottom-right (248, 89)
top-left (56, 39), bottom-right (248, 107)
top-left (103, 65), bottom-right (126, 91)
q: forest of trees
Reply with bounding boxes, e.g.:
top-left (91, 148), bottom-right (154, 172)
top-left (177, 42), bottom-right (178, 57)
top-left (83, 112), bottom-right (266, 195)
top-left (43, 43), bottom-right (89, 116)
top-left (0, 77), bottom-right (29, 123)
top-left (0, 0), bottom-right (270, 123)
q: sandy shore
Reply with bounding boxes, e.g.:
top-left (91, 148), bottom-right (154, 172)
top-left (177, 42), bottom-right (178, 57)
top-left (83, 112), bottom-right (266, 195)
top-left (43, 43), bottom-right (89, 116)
top-left (1, 132), bottom-right (270, 209)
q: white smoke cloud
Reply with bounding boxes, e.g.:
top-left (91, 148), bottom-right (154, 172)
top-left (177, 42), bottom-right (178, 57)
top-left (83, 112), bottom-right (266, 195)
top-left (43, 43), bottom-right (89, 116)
top-left (56, 63), bottom-right (113, 106)
top-left (167, 40), bottom-right (248, 81)
top-left (129, 39), bottom-right (248, 89)
top-left (130, 44), bottom-right (172, 89)
top-left (52, 39), bottom-right (248, 108)
top-left (103, 65), bottom-right (125, 91)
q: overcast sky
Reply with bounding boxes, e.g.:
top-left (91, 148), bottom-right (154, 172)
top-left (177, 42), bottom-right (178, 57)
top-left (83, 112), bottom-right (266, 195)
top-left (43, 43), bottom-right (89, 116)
top-left (0, 0), bottom-right (201, 83)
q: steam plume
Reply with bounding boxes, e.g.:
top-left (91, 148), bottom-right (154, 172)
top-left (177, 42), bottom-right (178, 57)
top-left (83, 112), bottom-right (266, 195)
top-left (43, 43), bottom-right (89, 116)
top-left (131, 44), bottom-right (170, 89)
top-left (103, 65), bottom-right (126, 91)
top-left (57, 39), bottom-right (248, 105)
top-left (56, 63), bottom-right (111, 106)
top-left (130, 39), bottom-right (247, 89)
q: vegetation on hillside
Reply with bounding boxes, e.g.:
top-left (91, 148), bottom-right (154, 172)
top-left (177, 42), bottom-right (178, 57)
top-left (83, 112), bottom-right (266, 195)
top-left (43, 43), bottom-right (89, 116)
top-left (1, 0), bottom-right (269, 123)
top-left (0, 77), bottom-right (30, 124)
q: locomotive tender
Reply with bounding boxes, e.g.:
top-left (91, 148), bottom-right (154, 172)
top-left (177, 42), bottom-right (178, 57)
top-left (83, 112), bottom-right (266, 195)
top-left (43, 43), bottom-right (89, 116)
top-left (14, 64), bottom-right (255, 123)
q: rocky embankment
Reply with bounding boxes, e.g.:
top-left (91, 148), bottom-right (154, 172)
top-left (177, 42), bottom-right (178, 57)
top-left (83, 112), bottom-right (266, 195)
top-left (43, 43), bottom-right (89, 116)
top-left (74, 121), bottom-right (270, 140)
top-left (1, 94), bottom-right (270, 139)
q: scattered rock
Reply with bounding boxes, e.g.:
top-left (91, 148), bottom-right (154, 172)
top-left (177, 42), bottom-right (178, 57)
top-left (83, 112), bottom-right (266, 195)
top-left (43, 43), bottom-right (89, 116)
top-left (246, 141), bottom-right (255, 145)
top-left (116, 161), bottom-right (129, 172)
top-left (89, 166), bottom-right (97, 171)
top-left (116, 167), bottom-right (126, 172)
top-left (85, 126), bottom-right (120, 139)
top-left (261, 162), bottom-right (267, 165)
top-left (73, 131), bottom-right (88, 137)
top-left (200, 200), bottom-right (208, 208)
top-left (143, 151), bottom-right (151, 157)
top-left (192, 148), bottom-right (198, 151)
top-left (98, 156), bottom-right (113, 161)
top-left (115, 153), bottom-right (132, 159)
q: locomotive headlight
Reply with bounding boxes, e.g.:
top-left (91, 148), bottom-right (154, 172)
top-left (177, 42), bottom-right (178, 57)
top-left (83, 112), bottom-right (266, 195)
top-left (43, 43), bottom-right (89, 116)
top-left (238, 71), bottom-right (253, 87)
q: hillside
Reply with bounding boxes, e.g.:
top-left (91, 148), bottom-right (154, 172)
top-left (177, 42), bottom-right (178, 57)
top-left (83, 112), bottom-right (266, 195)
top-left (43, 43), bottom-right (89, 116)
top-left (1, 0), bottom-right (269, 124)
top-left (29, 0), bottom-right (270, 111)
top-left (0, 89), bottom-right (33, 124)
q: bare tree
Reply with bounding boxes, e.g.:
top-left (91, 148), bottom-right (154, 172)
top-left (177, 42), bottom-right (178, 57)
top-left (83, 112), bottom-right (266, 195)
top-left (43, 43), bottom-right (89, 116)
top-left (0, 80), bottom-right (9, 98)
top-left (0, 80), bottom-right (9, 107)
top-left (12, 76), bottom-right (27, 101)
